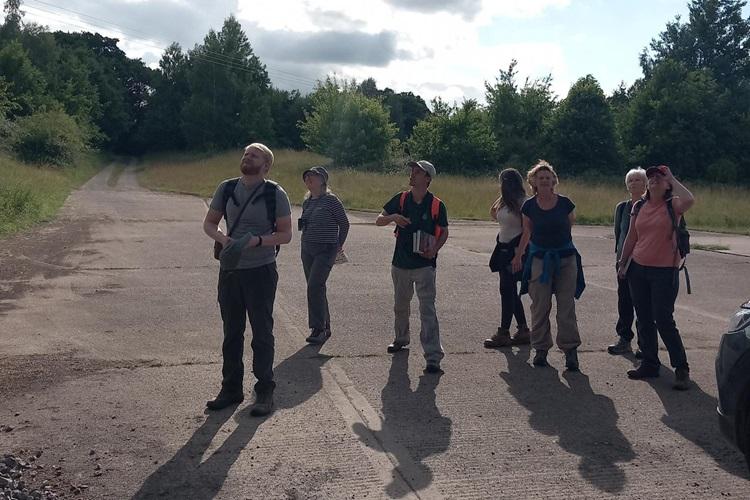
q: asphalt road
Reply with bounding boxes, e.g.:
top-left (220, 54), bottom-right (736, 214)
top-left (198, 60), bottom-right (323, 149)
top-left (1, 165), bottom-right (749, 499)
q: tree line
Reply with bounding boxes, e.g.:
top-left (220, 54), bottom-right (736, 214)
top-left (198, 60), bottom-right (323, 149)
top-left (1, 0), bottom-right (749, 183)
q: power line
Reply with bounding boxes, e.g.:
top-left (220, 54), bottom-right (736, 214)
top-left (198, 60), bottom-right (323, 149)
top-left (23, 0), bottom-right (320, 89)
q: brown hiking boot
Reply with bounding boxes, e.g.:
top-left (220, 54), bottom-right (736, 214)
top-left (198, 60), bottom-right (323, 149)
top-left (484, 327), bottom-right (512, 348)
top-left (511, 325), bottom-right (531, 345)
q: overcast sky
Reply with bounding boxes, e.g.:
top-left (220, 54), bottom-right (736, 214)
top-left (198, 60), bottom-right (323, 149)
top-left (17, 0), bottom-right (748, 104)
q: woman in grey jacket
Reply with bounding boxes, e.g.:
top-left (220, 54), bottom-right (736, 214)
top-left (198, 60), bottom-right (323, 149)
top-left (299, 166), bottom-right (350, 345)
top-left (608, 167), bottom-right (647, 355)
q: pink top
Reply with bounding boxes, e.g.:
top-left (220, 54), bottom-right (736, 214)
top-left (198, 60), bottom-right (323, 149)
top-left (631, 199), bottom-right (682, 268)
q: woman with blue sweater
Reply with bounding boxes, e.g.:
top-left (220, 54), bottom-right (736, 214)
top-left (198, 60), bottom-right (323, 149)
top-left (299, 166), bottom-right (350, 345)
top-left (511, 161), bottom-right (584, 370)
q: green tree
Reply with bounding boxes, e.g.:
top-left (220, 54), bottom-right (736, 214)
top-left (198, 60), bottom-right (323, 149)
top-left (546, 75), bottom-right (620, 175)
top-left (485, 60), bottom-right (556, 167)
top-left (408, 99), bottom-right (497, 174)
top-left (301, 76), bottom-right (397, 166)
top-left (17, 26), bottom-right (101, 133)
top-left (382, 89), bottom-right (430, 141)
top-left (622, 59), bottom-right (731, 178)
top-left (137, 43), bottom-right (190, 151)
top-left (268, 88), bottom-right (308, 149)
top-left (0, 76), bottom-right (17, 116)
top-left (637, 0), bottom-right (750, 181)
top-left (181, 15), bottom-right (272, 150)
top-left (641, 0), bottom-right (750, 88)
top-left (53, 31), bottom-right (154, 152)
top-left (355, 77), bottom-right (430, 141)
top-left (0, 40), bottom-right (47, 117)
top-left (0, 0), bottom-right (23, 41)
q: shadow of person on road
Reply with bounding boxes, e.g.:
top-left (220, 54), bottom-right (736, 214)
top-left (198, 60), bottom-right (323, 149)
top-left (499, 347), bottom-right (635, 494)
top-left (132, 344), bottom-right (331, 499)
top-left (643, 369), bottom-right (748, 479)
top-left (352, 352), bottom-right (452, 498)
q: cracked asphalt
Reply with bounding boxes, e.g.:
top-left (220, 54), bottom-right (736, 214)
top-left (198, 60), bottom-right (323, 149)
top-left (1, 165), bottom-right (749, 499)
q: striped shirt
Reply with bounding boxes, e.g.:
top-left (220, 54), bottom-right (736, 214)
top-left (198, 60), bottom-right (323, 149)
top-left (300, 193), bottom-right (350, 246)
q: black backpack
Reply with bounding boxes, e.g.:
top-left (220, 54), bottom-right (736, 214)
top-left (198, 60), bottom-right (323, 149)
top-left (221, 178), bottom-right (280, 255)
top-left (632, 197), bottom-right (691, 293)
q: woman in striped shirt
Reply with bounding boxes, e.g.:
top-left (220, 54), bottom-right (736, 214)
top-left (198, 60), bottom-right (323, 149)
top-left (299, 166), bottom-right (350, 345)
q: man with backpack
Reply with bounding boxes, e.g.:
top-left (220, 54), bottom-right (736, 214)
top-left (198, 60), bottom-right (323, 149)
top-left (376, 160), bottom-right (449, 374)
top-left (202, 143), bottom-right (292, 415)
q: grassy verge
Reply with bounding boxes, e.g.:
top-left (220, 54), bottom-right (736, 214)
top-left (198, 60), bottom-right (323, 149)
top-left (138, 149), bottom-right (750, 234)
top-left (0, 152), bottom-right (104, 237)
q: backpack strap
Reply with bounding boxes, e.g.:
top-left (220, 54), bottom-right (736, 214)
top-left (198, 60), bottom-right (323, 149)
top-left (631, 198), bottom-right (645, 218)
top-left (431, 195), bottom-right (443, 240)
top-left (254, 180), bottom-right (280, 256)
top-left (393, 191), bottom-right (409, 237)
top-left (393, 191), bottom-right (443, 240)
top-left (221, 178), bottom-right (240, 221)
top-left (665, 197), bottom-right (680, 233)
top-left (399, 191), bottom-right (409, 212)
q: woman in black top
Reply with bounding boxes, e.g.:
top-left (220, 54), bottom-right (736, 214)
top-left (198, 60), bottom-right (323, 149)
top-left (299, 166), bottom-right (350, 345)
top-left (511, 161), bottom-right (583, 370)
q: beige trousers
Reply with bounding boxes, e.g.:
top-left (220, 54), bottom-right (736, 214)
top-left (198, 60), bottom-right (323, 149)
top-left (528, 255), bottom-right (581, 352)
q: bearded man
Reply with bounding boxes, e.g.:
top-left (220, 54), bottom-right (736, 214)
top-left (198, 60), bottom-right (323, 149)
top-left (202, 143), bottom-right (292, 416)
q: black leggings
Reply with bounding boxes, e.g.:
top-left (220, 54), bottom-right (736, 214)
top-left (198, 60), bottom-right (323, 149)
top-left (499, 266), bottom-right (526, 329)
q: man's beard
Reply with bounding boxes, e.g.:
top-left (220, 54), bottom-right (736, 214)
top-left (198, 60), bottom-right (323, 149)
top-left (241, 162), bottom-right (262, 175)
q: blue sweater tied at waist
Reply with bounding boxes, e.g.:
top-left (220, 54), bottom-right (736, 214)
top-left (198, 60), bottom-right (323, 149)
top-left (519, 241), bottom-right (586, 299)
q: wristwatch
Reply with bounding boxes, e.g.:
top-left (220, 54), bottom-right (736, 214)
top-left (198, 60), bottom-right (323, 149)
top-left (255, 236), bottom-right (263, 247)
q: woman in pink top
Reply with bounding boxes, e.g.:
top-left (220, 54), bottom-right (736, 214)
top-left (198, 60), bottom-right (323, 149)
top-left (617, 165), bottom-right (694, 390)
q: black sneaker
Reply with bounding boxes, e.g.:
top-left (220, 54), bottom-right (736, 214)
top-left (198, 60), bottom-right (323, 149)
top-left (532, 350), bottom-right (548, 367)
top-left (627, 364), bottom-right (660, 379)
top-left (387, 342), bottom-right (408, 353)
top-left (249, 391), bottom-right (274, 417)
top-left (424, 363), bottom-right (443, 374)
top-left (307, 328), bottom-right (331, 345)
top-left (565, 349), bottom-right (579, 371)
top-left (607, 338), bottom-right (632, 355)
top-left (673, 368), bottom-right (691, 391)
top-left (206, 391), bottom-right (244, 410)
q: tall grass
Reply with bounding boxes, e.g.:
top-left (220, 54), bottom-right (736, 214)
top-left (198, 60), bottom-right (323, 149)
top-left (138, 149), bottom-right (750, 234)
top-left (0, 153), bottom-right (102, 236)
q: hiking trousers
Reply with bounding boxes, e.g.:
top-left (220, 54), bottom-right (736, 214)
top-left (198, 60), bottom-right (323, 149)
top-left (391, 265), bottom-right (445, 365)
top-left (301, 241), bottom-right (337, 331)
top-left (217, 263), bottom-right (278, 396)
top-left (627, 261), bottom-right (688, 372)
top-left (528, 255), bottom-right (581, 352)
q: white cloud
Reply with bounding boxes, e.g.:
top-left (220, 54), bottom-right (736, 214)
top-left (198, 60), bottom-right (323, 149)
top-left (20, 0), bottom-right (573, 101)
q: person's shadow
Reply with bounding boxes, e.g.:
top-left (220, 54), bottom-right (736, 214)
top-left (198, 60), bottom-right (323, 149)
top-left (500, 348), bottom-right (635, 494)
top-left (643, 366), bottom-right (748, 478)
top-left (352, 352), bottom-right (452, 498)
top-left (132, 345), bottom-right (331, 499)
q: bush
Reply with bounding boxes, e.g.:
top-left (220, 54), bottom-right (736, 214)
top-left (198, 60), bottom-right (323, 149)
top-left (11, 109), bottom-right (87, 166)
top-left (706, 158), bottom-right (739, 184)
top-left (408, 99), bottom-right (498, 175)
top-left (301, 77), bottom-right (397, 167)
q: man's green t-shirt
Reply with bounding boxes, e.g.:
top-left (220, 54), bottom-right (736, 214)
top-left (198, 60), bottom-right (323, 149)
top-left (383, 191), bottom-right (449, 269)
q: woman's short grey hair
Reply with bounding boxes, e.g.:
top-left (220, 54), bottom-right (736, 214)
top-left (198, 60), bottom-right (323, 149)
top-left (625, 167), bottom-right (647, 186)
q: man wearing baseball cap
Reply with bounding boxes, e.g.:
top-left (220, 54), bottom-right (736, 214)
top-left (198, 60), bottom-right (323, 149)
top-left (375, 160), bottom-right (449, 373)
